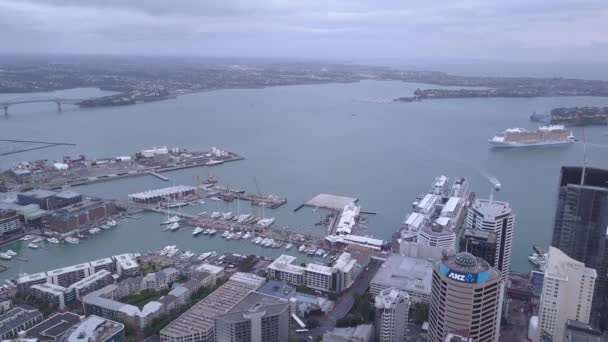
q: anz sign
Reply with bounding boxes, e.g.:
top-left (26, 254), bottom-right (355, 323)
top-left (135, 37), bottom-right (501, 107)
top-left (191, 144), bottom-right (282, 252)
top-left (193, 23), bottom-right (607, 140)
top-left (447, 271), bottom-right (477, 283)
top-left (439, 264), bottom-right (489, 284)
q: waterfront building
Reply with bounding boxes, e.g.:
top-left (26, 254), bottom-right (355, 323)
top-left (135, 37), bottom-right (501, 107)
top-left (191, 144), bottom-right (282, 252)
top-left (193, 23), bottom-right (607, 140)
top-left (267, 253), bottom-right (362, 294)
top-left (90, 258), bottom-right (115, 273)
top-left (69, 270), bottom-right (114, 301)
top-left (465, 198), bottom-right (514, 283)
top-left (535, 247), bottom-right (596, 342)
top-left (267, 255), bottom-right (304, 286)
top-left (459, 228), bottom-right (497, 267)
top-left (321, 324), bottom-right (373, 342)
top-left (256, 280), bottom-right (296, 301)
top-left (15, 273), bottom-right (47, 292)
top-left (62, 315), bottom-right (125, 342)
top-left (159, 272), bottom-right (266, 342)
top-left (335, 203), bottom-right (361, 235)
top-left (17, 190), bottom-right (58, 210)
top-left (374, 288), bottom-right (410, 342)
top-left (214, 292), bottom-right (290, 342)
top-left (128, 185), bottom-right (196, 204)
top-left (25, 311), bottom-right (81, 340)
top-left (29, 283), bottom-right (68, 310)
top-left (42, 199), bottom-right (117, 233)
top-left (428, 252), bottom-right (502, 342)
top-left (0, 210), bottom-right (21, 236)
top-left (113, 254), bottom-right (139, 277)
top-left (0, 305), bottom-right (43, 340)
top-left (370, 254), bottom-right (433, 304)
top-left (47, 262), bottom-right (93, 288)
top-left (551, 166), bottom-right (608, 308)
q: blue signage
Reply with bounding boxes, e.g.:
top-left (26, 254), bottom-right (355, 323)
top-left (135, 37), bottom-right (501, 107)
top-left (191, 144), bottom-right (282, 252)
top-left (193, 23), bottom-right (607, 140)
top-left (439, 264), bottom-right (490, 284)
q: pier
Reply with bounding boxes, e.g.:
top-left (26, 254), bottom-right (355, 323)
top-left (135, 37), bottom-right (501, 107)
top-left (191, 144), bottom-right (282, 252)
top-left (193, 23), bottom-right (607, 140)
top-left (148, 172), bottom-right (169, 181)
top-left (212, 188), bottom-right (287, 209)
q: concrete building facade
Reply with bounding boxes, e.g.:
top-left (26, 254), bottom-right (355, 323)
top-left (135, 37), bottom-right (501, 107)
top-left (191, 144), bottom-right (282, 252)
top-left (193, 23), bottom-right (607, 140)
top-left (535, 247), bottom-right (597, 342)
top-left (374, 288), bottom-right (410, 342)
top-left (428, 252), bottom-right (502, 342)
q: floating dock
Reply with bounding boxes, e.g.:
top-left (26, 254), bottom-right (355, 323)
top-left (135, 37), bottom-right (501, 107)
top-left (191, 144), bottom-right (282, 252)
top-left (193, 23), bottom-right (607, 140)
top-left (212, 188), bottom-right (287, 209)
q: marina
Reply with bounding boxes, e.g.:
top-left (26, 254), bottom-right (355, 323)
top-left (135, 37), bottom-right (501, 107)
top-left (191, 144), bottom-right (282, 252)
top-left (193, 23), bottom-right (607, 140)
top-left (1, 80), bottom-right (608, 280)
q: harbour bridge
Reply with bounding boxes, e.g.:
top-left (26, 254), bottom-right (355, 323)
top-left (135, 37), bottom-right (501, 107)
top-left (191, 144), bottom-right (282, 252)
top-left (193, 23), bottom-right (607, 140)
top-left (1, 97), bottom-right (86, 116)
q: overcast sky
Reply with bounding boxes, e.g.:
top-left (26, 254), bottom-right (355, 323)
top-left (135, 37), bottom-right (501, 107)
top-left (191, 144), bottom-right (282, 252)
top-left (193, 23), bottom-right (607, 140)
top-left (1, 0), bottom-right (607, 63)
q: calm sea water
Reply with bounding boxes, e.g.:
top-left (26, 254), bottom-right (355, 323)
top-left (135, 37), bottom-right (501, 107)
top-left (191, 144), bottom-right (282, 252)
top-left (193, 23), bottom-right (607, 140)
top-left (1, 80), bottom-right (608, 280)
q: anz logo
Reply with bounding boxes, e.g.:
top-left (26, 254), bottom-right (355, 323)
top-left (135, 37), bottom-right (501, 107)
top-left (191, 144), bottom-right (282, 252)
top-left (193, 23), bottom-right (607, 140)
top-left (447, 271), bottom-right (476, 283)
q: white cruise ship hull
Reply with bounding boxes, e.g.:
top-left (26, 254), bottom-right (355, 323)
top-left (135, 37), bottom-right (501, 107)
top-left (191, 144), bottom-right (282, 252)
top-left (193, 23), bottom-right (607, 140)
top-left (489, 139), bottom-right (574, 148)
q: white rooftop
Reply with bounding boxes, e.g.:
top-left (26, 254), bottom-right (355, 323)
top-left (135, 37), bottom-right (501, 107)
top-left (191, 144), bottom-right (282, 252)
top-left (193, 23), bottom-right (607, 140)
top-left (545, 246), bottom-right (597, 281)
top-left (90, 258), bottom-right (113, 267)
top-left (471, 199), bottom-right (512, 219)
top-left (47, 262), bottom-right (91, 276)
top-left (371, 254), bottom-right (433, 296)
top-left (405, 212), bottom-right (425, 229)
top-left (305, 194), bottom-right (358, 211)
top-left (441, 197), bottom-right (462, 216)
top-left (16, 272), bottom-right (47, 284)
top-left (268, 255), bottom-right (305, 275)
top-left (417, 194), bottom-right (440, 213)
top-left (305, 263), bottom-right (333, 276)
top-left (196, 263), bottom-right (224, 275)
top-left (128, 185), bottom-right (196, 200)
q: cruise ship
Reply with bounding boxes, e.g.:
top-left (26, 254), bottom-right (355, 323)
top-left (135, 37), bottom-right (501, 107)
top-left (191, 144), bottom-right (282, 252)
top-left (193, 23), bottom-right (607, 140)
top-left (489, 125), bottom-right (575, 147)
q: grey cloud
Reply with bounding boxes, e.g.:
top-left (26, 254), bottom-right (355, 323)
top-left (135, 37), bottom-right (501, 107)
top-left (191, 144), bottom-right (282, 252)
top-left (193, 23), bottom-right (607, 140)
top-left (0, 0), bottom-right (607, 62)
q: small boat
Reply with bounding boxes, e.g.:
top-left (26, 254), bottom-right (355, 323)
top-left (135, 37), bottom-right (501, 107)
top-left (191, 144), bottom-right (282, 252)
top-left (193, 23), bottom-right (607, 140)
top-left (6, 250), bottom-right (17, 257)
top-left (233, 232), bottom-right (243, 240)
top-left (203, 229), bottom-right (210, 235)
top-left (209, 196), bottom-right (222, 201)
top-left (242, 232), bottom-right (251, 239)
top-left (89, 228), bottom-right (101, 235)
top-left (315, 249), bottom-right (324, 256)
top-left (265, 239), bottom-right (275, 247)
top-left (307, 248), bottom-right (316, 256)
top-left (107, 220), bottom-right (118, 227)
top-left (27, 243), bottom-right (39, 249)
top-left (285, 243), bottom-right (293, 250)
top-left (21, 235), bottom-right (34, 241)
top-left (167, 222), bottom-right (180, 231)
top-left (237, 214), bottom-right (251, 223)
top-left (197, 211), bottom-right (208, 216)
top-left (221, 212), bottom-right (233, 220)
top-left (32, 238), bottom-right (44, 243)
top-left (222, 231), bottom-right (230, 238)
top-left (211, 212), bottom-right (221, 219)
top-left (227, 233), bottom-right (235, 240)
top-left (254, 237), bottom-right (262, 244)
top-left (0, 253), bottom-right (12, 260)
top-left (198, 200), bottom-right (206, 205)
top-left (323, 251), bottom-right (330, 258)
top-left (193, 227), bottom-right (204, 236)
top-left (298, 245), bottom-right (306, 252)
top-left (47, 238), bottom-right (60, 244)
top-left (65, 237), bottom-right (80, 244)
top-left (161, 216), bottom-right (181, 225)
top-left (208, 229), bottom-right (217, 236)
top-left (100, 224), bottom-right (110, 230)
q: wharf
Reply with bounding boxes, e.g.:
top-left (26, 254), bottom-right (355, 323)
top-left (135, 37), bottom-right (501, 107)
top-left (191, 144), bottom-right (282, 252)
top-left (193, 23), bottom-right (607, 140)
top-left (297, 193), bottom-right (358, 212)
top-left (149, 171), bottom-right (169, 181)
top-left (212, 188), bottom-right (287, 209)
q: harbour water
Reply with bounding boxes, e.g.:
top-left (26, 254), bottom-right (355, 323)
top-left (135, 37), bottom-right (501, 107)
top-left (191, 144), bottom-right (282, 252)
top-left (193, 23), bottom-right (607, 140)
top-left (1, 80), bottom-right (608, 280)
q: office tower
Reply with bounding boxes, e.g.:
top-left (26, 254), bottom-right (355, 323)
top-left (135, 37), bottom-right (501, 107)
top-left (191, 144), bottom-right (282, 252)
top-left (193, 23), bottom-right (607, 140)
top-left (535, 247), bottom-right (596, 342)
top-left (551, 166), bottom-right (608, 306)
top-left (428, 252), bottom-right (502, 342)
top-left (459, 228), bottom-right (497, 267)
top-left (374, 288), bottom-right (410, 342)
top-left (465, 199), bottom-right (514, 283)
top-left (214, 292), bottom-right (290, 342)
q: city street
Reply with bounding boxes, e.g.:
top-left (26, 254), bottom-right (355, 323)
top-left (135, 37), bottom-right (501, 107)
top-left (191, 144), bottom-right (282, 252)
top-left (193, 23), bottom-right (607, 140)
top-left (302, 258), bottom-right (384, 340)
